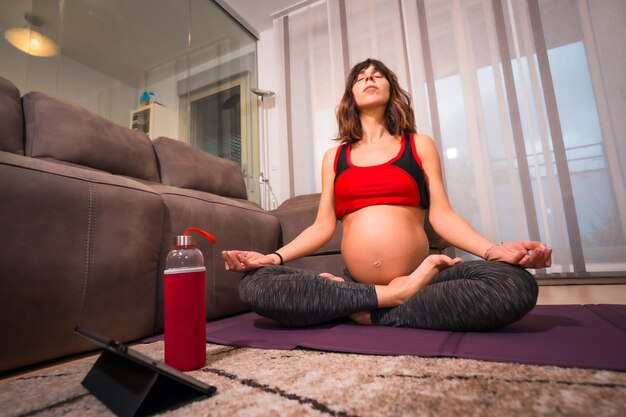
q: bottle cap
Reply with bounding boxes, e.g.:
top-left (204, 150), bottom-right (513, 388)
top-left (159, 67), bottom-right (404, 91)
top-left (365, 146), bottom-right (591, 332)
top-left (175, 234), bottom-right (197, 246)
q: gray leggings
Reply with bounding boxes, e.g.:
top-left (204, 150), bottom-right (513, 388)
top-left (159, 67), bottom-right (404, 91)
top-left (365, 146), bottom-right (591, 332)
top-left (239, 261), bottom-right (538, 331)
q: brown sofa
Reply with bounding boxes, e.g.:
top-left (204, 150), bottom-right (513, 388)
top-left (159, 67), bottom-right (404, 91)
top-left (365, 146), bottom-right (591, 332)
top-left (0, 77), bottom-right (284, 374)
top-left (0, 76), bottom-right (446, 374)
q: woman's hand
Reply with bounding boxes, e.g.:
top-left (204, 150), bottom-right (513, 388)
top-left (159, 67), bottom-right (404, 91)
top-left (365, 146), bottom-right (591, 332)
top-left (222, 250), bottom-right (277, 273)
top-left (485, 241), bottom-right (552, 269)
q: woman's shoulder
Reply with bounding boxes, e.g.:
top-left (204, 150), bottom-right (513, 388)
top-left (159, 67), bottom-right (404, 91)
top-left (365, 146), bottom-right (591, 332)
top-left (411, 132), bottom-right (434, 143)
top-left (411, 133), bottom-right (437, 153)
top-left (326, 142), bottom-right (342, 151)
top-left (324, 144), bottom-right (342, 159)
top-left (322, 144), bottom-right (342, 171)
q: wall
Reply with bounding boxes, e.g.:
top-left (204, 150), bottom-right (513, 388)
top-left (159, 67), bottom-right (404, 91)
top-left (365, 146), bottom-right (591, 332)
top-left (0, 23), bottom-right (128, 118)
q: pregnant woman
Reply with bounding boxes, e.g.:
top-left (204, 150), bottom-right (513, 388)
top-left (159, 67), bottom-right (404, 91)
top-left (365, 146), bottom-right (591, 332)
top-left (222, 58), bottom-right (552, 331)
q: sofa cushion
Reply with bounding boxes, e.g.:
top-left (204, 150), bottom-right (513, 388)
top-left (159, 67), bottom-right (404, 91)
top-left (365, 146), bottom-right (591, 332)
top-left (22, 92), bottom-right (160, 182)
top-left (153, 137), bottom-right (247, 199)
top-left (0, 77), bottom-right (24, 155)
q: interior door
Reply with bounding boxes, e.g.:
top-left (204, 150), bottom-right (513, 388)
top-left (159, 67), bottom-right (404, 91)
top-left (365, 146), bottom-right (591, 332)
top-left (179, 74), bottom-right (259, 203)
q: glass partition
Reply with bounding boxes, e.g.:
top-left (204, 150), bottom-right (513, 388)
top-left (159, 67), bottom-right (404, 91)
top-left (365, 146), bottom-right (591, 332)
top-left (0, 0), bottom-right (260, 202)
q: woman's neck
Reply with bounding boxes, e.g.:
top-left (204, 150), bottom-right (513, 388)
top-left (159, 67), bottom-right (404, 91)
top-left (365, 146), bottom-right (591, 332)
top-left (359, 112), bottom-right (389, 143)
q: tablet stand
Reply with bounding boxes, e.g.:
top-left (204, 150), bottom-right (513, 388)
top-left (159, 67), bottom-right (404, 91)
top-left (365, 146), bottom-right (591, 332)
top-left (83, 349), bottom-right (210, 417)
top-left (76, 327), bottom-right (215, 417)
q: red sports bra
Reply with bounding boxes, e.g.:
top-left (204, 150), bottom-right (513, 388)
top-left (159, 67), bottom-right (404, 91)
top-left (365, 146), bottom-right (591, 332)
top-left (333, 133), bottom-right (429, 220)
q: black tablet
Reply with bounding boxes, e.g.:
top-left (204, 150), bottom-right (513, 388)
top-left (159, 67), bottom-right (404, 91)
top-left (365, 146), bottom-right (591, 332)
top-left (74, 326), bottom-right (216, 396)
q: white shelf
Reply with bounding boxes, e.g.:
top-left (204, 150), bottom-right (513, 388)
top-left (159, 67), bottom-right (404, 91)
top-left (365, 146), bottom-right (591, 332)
top-left (129, 103), bottom-right (176, 140)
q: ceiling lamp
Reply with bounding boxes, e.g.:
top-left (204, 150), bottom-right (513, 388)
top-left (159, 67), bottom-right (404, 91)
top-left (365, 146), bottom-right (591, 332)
top-left (4, 13), bottom-right (59, 57)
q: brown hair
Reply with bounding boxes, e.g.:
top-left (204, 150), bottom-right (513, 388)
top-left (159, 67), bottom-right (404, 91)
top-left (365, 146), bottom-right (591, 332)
top-left (335, 58), bottom-right (416, 144)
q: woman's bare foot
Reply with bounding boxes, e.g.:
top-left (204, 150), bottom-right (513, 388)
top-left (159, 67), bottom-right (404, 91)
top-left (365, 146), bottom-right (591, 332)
top-left (376, 255), bottom-right (463, 308)
top-left (319, 272), bottom-right (345, 282)
top-left (350, 311), bottom-right (372, 325)
top-left (318, 273), bottom-right (374, 325)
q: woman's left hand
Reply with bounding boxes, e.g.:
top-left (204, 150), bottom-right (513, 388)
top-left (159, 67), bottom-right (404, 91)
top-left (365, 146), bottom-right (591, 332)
top-left (222, 250), bottom-right (276, 272)
top-left (485, 241), bottom-right (552, 269)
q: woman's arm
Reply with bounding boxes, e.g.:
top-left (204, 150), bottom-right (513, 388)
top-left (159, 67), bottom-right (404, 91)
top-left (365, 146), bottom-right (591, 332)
top-left (416, 134), bottom-right (493, 256)
top-left (223, 147), bottom-right (339, 272)
top-left (271, 146), bottom-right (339, 262)
top-left (415, 134), bottom-right (551, 268)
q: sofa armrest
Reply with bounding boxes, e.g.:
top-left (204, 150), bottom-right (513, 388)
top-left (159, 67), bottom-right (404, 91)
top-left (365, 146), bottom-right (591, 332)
top-left (272, 193), bottom-right (342, 255)
top-left (0, 152), bottom-right (164, 373)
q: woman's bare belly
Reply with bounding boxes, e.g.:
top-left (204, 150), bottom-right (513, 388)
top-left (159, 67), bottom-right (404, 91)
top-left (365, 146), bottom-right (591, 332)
top-left (341, 205), bottom-right (429, 285)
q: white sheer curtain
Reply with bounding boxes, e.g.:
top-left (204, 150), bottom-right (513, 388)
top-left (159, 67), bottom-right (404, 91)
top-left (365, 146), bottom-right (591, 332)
top-left (272, 0), bottom-right (626, 275)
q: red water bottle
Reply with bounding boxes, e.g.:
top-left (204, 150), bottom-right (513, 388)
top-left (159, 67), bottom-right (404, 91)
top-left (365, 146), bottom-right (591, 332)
top-left (164, 228), bottom-right (216, 371)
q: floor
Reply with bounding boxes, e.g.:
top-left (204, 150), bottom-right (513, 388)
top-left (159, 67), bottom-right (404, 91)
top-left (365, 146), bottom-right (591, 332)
top-left (2, 283), bottom-right (624, 382)
top-left (537, 283), bottom-right (626, 304)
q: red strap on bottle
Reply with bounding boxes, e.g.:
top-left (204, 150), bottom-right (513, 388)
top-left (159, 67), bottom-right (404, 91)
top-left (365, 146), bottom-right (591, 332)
top-left (183, 227), bottom-right (217, 244)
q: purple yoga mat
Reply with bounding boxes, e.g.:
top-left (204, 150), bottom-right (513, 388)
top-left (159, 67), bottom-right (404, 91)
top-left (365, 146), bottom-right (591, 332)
top-left (203, 305), bottom-right (626, 371)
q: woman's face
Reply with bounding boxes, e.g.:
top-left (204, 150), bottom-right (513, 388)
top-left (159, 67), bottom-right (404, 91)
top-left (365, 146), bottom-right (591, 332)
top-left (351, 65), bottom-right (390, 110)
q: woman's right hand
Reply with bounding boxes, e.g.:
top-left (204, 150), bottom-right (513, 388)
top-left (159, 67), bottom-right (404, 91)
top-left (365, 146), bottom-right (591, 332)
top-left (222, 250), bottom-right (277, 273)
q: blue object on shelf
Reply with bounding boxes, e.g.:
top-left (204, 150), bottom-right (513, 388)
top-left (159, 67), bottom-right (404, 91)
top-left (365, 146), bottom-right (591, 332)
top-left (140, 91), bottom-right (156, 107)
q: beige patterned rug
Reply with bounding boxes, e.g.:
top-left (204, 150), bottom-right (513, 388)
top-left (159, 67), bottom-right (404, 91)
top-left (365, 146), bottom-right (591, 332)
top-left (2, 341), bottom-right (626, 417)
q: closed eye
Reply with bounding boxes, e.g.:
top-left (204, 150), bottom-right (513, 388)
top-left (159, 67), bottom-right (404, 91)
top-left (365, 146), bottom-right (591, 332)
top-left (355, 71), bottom-right (383, 84)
